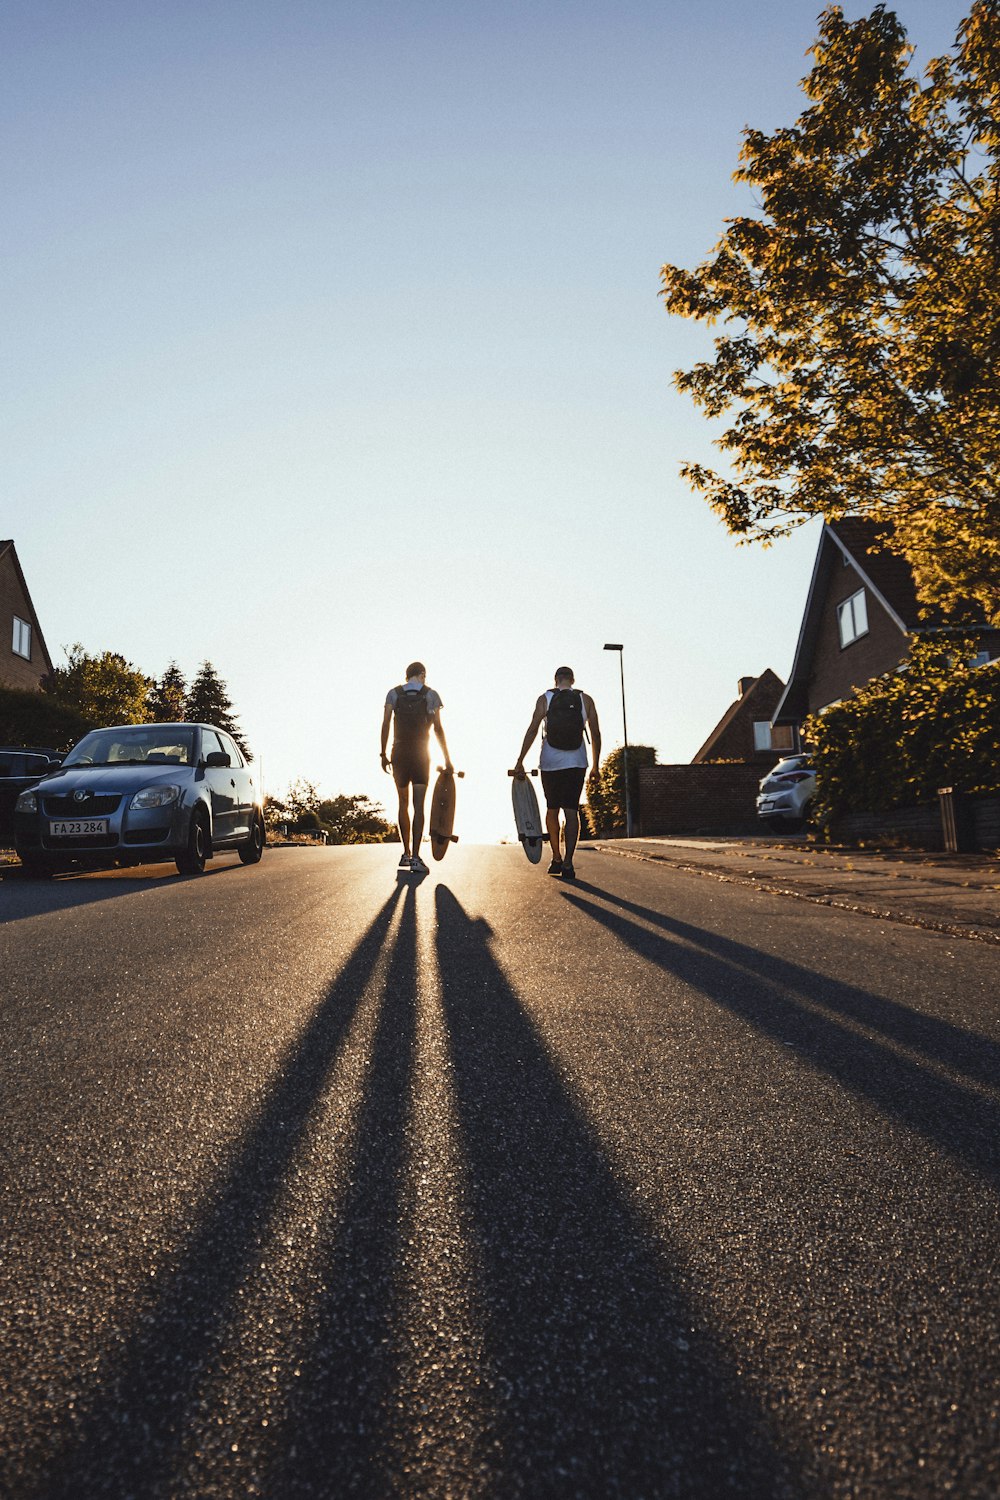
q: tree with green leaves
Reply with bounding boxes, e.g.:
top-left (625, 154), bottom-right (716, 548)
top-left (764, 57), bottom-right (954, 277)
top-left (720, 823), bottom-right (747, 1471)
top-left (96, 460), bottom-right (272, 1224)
top-left (185, 661), bottom-right (250, 758)
top-left (661, 2), bottom-right (1000, 624)
top-left (147, 661), bottom-right (187, 723)
top-left (317, 794), bottom-right (397, 844)
top-left (43, 643), bottom-right (152, 726)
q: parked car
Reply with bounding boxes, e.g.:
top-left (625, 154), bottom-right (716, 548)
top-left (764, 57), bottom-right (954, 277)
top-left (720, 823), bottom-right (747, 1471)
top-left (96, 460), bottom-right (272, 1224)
top-left (13, 723), bottom-right (264, 877)
top-left (0, 746), bottom-right (63, 846)
top-left (757, 754), bottom-right (817, 831)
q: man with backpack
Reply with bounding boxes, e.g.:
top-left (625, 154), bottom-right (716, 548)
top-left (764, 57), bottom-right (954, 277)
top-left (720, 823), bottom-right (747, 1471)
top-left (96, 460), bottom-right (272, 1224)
top-left (513, 666), bottom-right (601, 880)
top-left (381, 661), bottom-right (453, 873)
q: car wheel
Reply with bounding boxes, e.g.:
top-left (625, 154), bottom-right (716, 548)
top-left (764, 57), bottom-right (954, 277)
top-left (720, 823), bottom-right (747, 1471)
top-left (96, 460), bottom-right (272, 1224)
top-left (176, 810), bottom-right (209, 875)
top-left (238, 813), bottom-right (264, 865)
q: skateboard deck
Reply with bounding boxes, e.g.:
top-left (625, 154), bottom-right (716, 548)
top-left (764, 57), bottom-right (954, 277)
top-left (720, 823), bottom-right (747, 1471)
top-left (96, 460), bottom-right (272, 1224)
top-left (508, 769), bottom-right (544, 863)
top-left (429, 766), bottom-right (463, 861)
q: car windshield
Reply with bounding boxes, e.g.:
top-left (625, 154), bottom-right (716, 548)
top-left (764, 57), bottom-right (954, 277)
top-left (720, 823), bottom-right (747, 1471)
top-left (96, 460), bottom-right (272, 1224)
top-left (63, 728), bottom-right (196, 768)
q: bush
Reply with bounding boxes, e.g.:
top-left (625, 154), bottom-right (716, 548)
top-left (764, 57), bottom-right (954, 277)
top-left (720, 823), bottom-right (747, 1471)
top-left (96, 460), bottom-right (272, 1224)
top-left (807, 639), bottom-right (1000, 824)
top-left (586, 744), bottom-right (657, 834)
top-left (0, 685), bottom-right (94, 752)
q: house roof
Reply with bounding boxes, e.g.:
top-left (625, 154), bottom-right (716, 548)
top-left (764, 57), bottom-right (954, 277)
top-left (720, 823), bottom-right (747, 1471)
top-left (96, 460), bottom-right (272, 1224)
top-left (692, 668), bottom-right (785, 763)
top-left (0, 539), bottom-right (55, 676)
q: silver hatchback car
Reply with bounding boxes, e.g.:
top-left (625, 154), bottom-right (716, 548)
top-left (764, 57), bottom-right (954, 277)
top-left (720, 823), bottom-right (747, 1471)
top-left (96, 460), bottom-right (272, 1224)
top-left (13, 722), bottom-right (264, 877)
top-left (756, 754), bottom-right (817, 832)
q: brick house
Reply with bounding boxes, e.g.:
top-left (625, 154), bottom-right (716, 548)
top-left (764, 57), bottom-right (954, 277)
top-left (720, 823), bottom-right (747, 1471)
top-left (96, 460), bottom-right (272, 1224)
top-left (772, 518), bottom-right (1000, 733)
top-left (692, 668), bottom-right (797, 765)
top-left (0, 541), bottom-right (54, 693)
top-left (638, 671), bottom-right (792, 836)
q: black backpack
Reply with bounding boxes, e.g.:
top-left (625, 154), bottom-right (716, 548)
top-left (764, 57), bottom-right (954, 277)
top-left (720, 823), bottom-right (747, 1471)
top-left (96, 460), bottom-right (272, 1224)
top-left (393, 685), bottom-right (430, 742)
top-left (545, 688), bottom-right (585, 751)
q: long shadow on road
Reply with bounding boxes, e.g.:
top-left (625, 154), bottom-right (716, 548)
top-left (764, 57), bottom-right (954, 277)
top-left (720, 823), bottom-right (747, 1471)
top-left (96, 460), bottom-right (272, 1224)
top-left (261, 878), bottom-right (420, 1497)
top-left (30, 887), bottom-right (405, 1500)
top-left (433, 884), bottom-right (806, 1498)
top-left (562, 880), bottom-right (1000, 1189)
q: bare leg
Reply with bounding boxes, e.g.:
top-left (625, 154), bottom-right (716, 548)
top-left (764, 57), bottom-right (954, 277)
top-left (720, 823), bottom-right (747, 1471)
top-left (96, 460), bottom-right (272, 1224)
top-left (545, 809), bottom-right (562, 861)
top-left (411, 784), bottom-right (428, 856)
top-left (396, 788), bottom-right (411, 857)
top-left (563, 808), bottom-right (580, 865)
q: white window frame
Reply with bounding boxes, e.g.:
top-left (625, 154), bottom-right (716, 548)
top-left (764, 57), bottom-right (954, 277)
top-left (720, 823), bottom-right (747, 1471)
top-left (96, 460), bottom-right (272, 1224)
top-left (837, 589), bottom-right (869, 648)
top-left (752, 720), bottom-right (773, 752)
top-left (12, 616), bottom-right (31, 659)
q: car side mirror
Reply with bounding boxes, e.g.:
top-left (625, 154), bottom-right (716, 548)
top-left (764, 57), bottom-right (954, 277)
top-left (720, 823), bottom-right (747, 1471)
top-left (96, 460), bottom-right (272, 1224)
top-left (204, 750), bottom-right (231, 768)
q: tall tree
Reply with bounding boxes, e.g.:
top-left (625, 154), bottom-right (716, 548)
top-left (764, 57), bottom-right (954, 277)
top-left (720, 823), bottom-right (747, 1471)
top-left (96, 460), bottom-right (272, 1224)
top-left (185, 661), bottom-right (250, 757)
top-left (43, 644), bottom-right (151, 726)
top-left (147, 661), bottom-right (187, 723)
top-left (661, 3), bottom-right (1000, 624)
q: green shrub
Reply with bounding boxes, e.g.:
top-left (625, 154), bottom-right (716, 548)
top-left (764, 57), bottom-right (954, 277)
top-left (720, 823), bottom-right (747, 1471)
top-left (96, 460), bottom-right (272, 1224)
top-left (0, 685), bottom-right (94, 752)
top-left (807, 639), bottom-right (1000, 824)
top-left (586, 745), bottom-right (658, 834)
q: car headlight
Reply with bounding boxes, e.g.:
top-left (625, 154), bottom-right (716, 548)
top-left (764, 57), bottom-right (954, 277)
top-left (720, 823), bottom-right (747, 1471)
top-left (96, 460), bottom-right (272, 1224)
top-left (130, 785), bottom-right (181, 809)
top-left (15, 789), bottom-right (37, 813)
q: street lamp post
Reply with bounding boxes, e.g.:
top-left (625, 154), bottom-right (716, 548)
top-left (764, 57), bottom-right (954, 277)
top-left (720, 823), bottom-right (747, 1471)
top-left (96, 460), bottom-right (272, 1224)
top-left (603, 643), bottom-right (633, 838)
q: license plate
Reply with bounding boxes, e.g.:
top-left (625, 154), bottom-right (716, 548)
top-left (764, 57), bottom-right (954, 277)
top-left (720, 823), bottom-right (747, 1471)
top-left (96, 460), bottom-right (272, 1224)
top-left (49, 818), bottom-right (110, 837)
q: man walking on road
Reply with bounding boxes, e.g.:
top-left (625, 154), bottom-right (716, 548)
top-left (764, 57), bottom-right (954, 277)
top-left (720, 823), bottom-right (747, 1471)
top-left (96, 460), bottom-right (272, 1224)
top-left (513, 666), bottom-right (600, 880)
top-left (381, 662), bottom-right (453, 873)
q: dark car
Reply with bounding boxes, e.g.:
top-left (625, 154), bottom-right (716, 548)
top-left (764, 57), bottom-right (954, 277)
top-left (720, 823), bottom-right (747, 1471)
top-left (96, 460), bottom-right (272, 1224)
top-left (13, 723), bottom-right (264, 877)
top-left (0, 746), bottom-right (63, 846)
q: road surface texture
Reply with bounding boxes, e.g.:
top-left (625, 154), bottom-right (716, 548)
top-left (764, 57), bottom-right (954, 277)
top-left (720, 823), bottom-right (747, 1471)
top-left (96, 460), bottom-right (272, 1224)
top-left (1, 844), bottom-right (998, 1499)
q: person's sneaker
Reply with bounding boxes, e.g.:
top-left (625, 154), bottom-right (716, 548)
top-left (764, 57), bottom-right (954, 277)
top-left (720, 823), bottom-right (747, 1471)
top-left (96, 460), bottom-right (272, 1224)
top-left (399, 852), bottom-right (412, 868)
top-left (547, 858), bottom-right (563, 876)
top-left (561, 863), bottom-right (576, 880)
top-left (410, 854), bottom-right (429, 873)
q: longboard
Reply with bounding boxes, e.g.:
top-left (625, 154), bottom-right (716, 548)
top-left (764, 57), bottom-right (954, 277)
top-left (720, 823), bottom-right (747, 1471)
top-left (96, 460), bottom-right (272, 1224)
top-left (508, 769), bottom-right (544, 864)
top-left (429, 766), bottom-right (464, 861)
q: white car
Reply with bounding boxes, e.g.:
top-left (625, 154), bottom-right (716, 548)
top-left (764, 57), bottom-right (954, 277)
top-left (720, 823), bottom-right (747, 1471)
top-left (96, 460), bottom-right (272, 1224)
top-left (756, 754), bottom-right (816, 832)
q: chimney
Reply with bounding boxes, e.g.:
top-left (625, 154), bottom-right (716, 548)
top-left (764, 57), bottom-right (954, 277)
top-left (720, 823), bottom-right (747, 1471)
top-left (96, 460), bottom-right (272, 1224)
top-left (738, 676), bottom-right (756, 697)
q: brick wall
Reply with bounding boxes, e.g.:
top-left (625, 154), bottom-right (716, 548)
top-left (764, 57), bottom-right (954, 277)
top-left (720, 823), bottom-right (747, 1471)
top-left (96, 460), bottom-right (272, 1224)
top-left (808, 563), bottom-right (908, 714)
top-left (639, 764), bottom-right (765, 836)
top-left (0, 552), bottom-right (47, 693)
top-left (830, 795), bottom-right (1000, 852)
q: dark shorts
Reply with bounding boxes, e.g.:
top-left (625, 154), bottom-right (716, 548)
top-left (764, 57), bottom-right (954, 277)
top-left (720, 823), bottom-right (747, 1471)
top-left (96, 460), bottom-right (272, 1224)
top-left (392, 744), bottom-right (430, 789)
top-left (540, 766), bottom-right (586, 810)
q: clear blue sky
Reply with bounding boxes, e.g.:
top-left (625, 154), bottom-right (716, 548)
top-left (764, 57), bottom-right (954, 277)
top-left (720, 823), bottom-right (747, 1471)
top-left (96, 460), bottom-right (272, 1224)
top-left (4, 0), bottom-right (971, 838)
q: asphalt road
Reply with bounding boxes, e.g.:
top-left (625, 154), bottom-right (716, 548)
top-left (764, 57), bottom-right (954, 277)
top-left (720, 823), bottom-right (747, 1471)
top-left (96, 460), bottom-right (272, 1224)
top-left (1, 844), bottom-right (998, 1499)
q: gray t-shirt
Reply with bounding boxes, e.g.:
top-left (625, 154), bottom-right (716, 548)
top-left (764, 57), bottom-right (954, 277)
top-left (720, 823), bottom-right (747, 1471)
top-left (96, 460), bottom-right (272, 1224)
top-left (385, 679), bottom-right (443, 714)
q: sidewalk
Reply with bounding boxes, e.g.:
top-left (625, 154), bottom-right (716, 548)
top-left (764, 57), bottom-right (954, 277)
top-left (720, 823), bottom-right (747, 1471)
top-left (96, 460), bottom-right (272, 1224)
top-left (589, 835), bottom-right (1000, 944)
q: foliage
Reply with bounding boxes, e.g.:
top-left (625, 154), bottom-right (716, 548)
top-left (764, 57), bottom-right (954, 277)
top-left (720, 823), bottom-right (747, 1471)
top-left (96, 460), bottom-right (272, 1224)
top-left (661, 3), bottom-right (1000, 624)
top-left (0, 683), bottom-right (94, 753)
top-left (147, 661), bottom-right (187, 722)
top-left (586, 745), bottom-right (658, 834)
top-left (317, 795), bottom-right (398, 844)
top-left (262, 793), bottom-right (291, 831)
top-left (806, 638), bottom-right (1000, 821)
top-left (280, 779), bottom-right (397, 843)
top-left (185, 661), bottom-right (250, 758)
top-left (43, 643), bottom-right (151, 726)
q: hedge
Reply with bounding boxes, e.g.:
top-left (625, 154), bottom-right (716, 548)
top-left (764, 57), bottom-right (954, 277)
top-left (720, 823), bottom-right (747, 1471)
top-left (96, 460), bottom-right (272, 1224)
top-left (806, 639), bottom-right (1000, 824)
top-left (0, 685), bottom-right (94, 753)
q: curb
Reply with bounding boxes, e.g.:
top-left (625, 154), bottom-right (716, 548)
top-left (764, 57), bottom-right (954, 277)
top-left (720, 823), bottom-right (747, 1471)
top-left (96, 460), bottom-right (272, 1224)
top-left (590, 843), bottom-right (1000, 947)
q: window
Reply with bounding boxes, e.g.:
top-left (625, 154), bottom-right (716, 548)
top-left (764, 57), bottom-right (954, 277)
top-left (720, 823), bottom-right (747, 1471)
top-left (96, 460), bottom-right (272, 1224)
top-left (971, 650), bottom-right (993, 668)
top-left (837, 589), bottom-right (869, 648)
top-left (12, 616), bottom-right (31, 659)
top-left (753, 721), bottom-right (772, 752)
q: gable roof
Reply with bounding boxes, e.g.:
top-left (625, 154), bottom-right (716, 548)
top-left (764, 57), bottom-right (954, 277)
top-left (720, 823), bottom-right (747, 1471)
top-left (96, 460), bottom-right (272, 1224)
top-left (0, 540), bottom-right (55, 676)
top-left (692, 668), bottom-right (785, 763)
